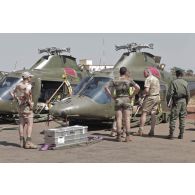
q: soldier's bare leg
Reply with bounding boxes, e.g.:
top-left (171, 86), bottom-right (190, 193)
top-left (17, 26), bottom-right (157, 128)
top-left (139, 111), bottom-right (147, 134)
top-left (25, 117), bottom-right (37, 149)
top-left (115, 110), bottom-right (123, 142)
top-left (19, 117), bottom-right (26, 148)
top-left (149, 110), bottom-right (156, 136)
top-left (168, 104), bottom-right (179, 139)
top-left (26, 117), bottom-right (33, 138)
top-left (123, 110), bottom-right (130, 132)
top-left (123, 109), bottom-right (132, 142)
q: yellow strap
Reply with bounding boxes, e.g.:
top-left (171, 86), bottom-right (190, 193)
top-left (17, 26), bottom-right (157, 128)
top-left (64, 79), bottom-right (72, 96)
top-left (129, 87), bottom-right (135, 106)
top-left (158, 96), bottom-right (162, 113)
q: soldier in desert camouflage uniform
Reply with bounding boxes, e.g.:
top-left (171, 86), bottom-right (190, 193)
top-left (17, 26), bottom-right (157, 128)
top-left (11, 72), bottom-right (37, 149)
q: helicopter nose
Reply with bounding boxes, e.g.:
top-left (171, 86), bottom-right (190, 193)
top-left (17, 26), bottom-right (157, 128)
top-left (0, 99), bottom-right (17, 113)
top-left (50, 97), bottom-right (73, 117)
top-left (50, 103), bottom-right (72, 117)
top-left (50, 96), bottom-right (93, 118)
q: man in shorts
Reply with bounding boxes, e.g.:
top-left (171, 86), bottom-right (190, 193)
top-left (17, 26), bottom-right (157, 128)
top-left (134, 68), bottom-right (160, 136)
top-left (105, 67), bottom-right (140, 142)
top-left (11, 72), bottom-right (37, 149)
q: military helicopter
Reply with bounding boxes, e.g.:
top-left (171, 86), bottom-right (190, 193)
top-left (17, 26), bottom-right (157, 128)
top-left (50, 43), bottom-right (195, 127)
top-left (0, 71), bottom-right (8, 80)
top-left (0, 47), bottom-right (89, 122)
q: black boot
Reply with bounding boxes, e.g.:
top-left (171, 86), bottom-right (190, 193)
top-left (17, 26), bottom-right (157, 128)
top-left (148, 130), bottom-right (154, 137)
top-left (178, 129), bottom-right (184, 139)
top-left (167, 133), bottom-right (174, 140)
top-left (178, 134), bottom-right (183, 139)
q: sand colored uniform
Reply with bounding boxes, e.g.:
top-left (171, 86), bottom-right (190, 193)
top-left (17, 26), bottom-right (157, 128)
top-left (142, 75), bottom-right (160, 113)
top-left (13, 82), bottom-right (34, 125)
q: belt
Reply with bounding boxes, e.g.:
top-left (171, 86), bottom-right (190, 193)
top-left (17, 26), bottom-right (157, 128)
top-left (149, 94), bottom-right (159, 96)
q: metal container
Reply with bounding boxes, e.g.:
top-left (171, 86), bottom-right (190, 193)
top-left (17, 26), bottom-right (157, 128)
top-left (44, 125), bottom-right (88, 147)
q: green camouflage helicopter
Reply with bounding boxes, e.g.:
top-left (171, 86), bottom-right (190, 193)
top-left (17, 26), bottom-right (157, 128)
top-left (0, 71), bottom-right (8, 80)
top-left (0, 47), bottom-right (89, 122)
top-left (50, 43), bottom-right (195, 127)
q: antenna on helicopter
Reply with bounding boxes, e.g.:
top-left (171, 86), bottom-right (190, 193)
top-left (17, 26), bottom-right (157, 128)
top-left (13, 61), bottom-right (18, 72)
top-left (38, 47), bottom-right (71, 55)
top-left (115, 43), bottom-right (154, 52)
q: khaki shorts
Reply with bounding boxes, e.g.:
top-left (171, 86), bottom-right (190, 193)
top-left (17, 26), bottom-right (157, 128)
top-left (115, 97), bottom-right (132, 111)
top-left (19, 111), bottom-right (34, 126)
top-left (142, 95), bottom-right (160, 113)
top-left (19, 116), bottom-right (33, 126)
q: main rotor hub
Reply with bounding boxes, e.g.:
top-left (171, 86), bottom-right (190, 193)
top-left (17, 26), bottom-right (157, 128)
top-left (115, 43), bottom-right (154, 52)
top-left (38, 47), bottom-right (71, 55)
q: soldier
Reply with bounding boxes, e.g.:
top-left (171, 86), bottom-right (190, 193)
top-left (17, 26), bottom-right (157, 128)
top-left (167, 69), bottom-right (190, 139)
top-left (110, 72), bottom-right (136, 138)
top-left (11, 72), bottom-right (37, 149)
top-left (105, 67), bottom-right (140, 142)
top-left (134, 68), bottom-right (160, 136)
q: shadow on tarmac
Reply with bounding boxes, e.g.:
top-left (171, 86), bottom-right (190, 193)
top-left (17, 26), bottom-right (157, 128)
top-left (92, 132), bottom-right (169, 140)
top-left (0, 141), bottom-right (20, 148)
top-left (0, 127), bottom-right (18, 131)
top-left (186, 128), bottom-right (195, 131)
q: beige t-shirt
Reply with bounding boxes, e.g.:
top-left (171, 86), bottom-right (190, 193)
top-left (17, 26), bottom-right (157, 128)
top-left (13, 82), bottom-right (33, 117)
top-left (144, 75), bottom-right (160, 96)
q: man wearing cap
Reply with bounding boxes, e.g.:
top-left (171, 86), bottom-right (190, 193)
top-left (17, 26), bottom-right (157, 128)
top-left (11, 72), bottom-right (37, 149)
top-left (134, 67), bottom-right (160, 136)
top-left (166, 69), bottom-right (190, 139)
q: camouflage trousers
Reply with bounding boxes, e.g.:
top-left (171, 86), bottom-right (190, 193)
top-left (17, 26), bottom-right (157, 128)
top-left (169, 100), bottom-right (187, 134)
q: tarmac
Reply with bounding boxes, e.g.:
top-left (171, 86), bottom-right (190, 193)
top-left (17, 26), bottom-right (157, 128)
top-left (0, 112), bottom-right (195, 163)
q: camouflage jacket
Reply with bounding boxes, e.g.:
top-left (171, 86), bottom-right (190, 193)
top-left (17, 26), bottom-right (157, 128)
top-left (109, 78), bottom-right (137, 97)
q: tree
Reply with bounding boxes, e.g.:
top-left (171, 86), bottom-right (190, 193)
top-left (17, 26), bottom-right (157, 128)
top-left (186, 69), bottom-right (194, 76)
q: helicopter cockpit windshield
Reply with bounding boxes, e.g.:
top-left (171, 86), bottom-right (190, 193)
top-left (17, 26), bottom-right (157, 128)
top-left (73, 76), bottom-right (91, 95)
top-left (0, 77), bottom-right (21, 100)
top-left (80, 77), bottom-right (112, 104)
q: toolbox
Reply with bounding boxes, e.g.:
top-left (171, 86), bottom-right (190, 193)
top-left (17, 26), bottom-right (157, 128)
top-left (44, 125), bottom-right (88, 147)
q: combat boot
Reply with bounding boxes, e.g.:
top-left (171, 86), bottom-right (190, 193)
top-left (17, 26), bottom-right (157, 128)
top-left (167, 133), bottom-right (174, 140)
top-left (125, 132), bottom-right (132, 142)
top-left (148, 130), bottom-right (154, 137)
top-left (178, 128), bottom-right (184, 139)
top-left (178, 134), bottom-right (183, 139)
top-left (110, 131), bottom-right (117, 137)
top-left (24, 137), bottom-right (37, 149)
top-left (133, 128), bottom-right (143, 136)
top-left (20, 136), bottom-right (25, 148)
top-left (116, 133), bottom-right (123, 142)
top-left (25, 141), bottom-right (38, 149)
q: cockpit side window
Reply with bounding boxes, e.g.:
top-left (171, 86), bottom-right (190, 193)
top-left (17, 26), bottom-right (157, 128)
top-left (81, 77), bottom-right (112, 104)
top-left (0, 77), bottom-right (21, 100)
top-left (73, 77), bottom-right (91, 95)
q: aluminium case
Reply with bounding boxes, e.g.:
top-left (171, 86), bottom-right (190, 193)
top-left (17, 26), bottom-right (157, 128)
top-left (44, 125), bottom-right (88, 147)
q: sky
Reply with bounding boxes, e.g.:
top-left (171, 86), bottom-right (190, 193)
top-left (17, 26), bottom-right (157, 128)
top-left (0, 33), bottom-right (195, 72)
